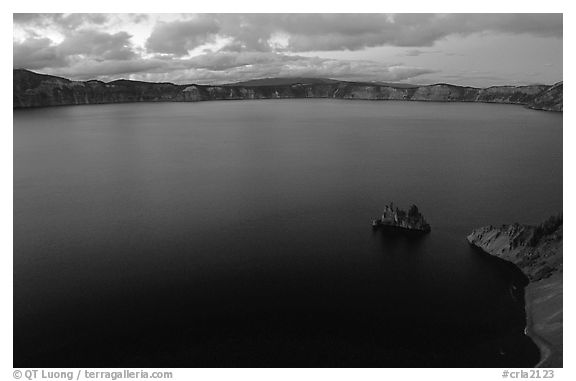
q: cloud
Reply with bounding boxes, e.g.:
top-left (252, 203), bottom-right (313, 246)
top-left (139, 14), bottom-right (562, 57)
top-left (180, 51), bottom-right (300, 71)
top-left (402, 49), bottom-right (450, 57)
top-left (13, 37), bottom-right (67, 69)
top-left (135, 52), bottom-right (436, 85)
top-left (195, 13), bottom-right (562, 53)
top-left (15, 14), bottom-right (563, 56)
top-left (18, 46), bottom-right (435, 85)
top-left (13, 13), bottom-right (562, 85)
top-left (404, 49), bottom-right (427, 57)
top-left (48, 58), bottom-right (168, 81)
top-left (279, 13), bottom-right (563, 51)
top-left (13, 13), bottom-right (110, 32)
top-left (145, 16), bottom-right (220, 55)
top-left (127, 14), bottom-right (149, 24)
top-left (58, 30), bottom-right (136, 60)
top-left (13, 29), bottom-right (138, 73)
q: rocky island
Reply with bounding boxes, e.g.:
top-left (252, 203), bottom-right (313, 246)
top-left (467, 215), bottom-right (563, 367)
top-left (13, 69), bottom-right (563, 112)
top-left (372, 203), bottom-right (431, 234)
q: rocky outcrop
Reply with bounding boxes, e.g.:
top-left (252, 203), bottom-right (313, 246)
top-left (13, 69), bottom-right (563, 111)
top-left (467, 215), bottom-right (563, 367)
top-left (527, 82), bottom-right (563, 112)
top-left (476, 85), bottom-right (550, 105)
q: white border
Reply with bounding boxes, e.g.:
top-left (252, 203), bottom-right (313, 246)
top-left (3, 2), bottom-right (572, 380)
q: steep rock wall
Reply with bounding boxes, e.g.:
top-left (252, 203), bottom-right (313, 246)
top-left (13, 69), bottom-right (563, 111)
top-left (467, 216), bottom-right (563, 367)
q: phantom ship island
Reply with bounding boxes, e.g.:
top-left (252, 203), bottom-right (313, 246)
top-left (372, 203), bottom-right (431, 234)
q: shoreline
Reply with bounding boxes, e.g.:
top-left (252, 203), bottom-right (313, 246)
top-left (524, 273), bottom-right (563, 367)
top-left (526, 288), bottom-right (552, 367)
top-left (467, 221), bottom-right (563, 368)
top-left (13, 69), bottom-right (563, 112)
top-left (12, 96), bottom-right (563, 113)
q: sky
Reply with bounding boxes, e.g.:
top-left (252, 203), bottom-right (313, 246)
top-left (12, 13), bottom-right (563, 86)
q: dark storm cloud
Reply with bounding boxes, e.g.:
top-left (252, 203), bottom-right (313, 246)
top-left (145, 17), bottom-right (220, 55)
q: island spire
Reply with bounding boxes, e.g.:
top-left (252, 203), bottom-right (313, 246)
top-left (372, 203), bottom-right (431, 233)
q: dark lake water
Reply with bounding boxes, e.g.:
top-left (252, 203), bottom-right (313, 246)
top-left (14, 100), bottom-right (562, 367)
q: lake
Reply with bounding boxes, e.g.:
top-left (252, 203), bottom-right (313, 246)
top-left (13, 99), bottom-right (562, 367)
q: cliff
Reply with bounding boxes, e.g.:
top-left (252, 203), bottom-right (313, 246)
top-left (467, 215), bottom-right (563, 367)
top-left (527, 82), bottom-right (563, 112)
top-left (13, 69), bottom-right (562, 111)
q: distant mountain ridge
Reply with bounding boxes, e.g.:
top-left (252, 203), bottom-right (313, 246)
top-left (225, 77), bottom-right (342, 86)
top-left (13, 69), bottom-right (562, 111)
top-left (225, 77), bottom-right (420, 88)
